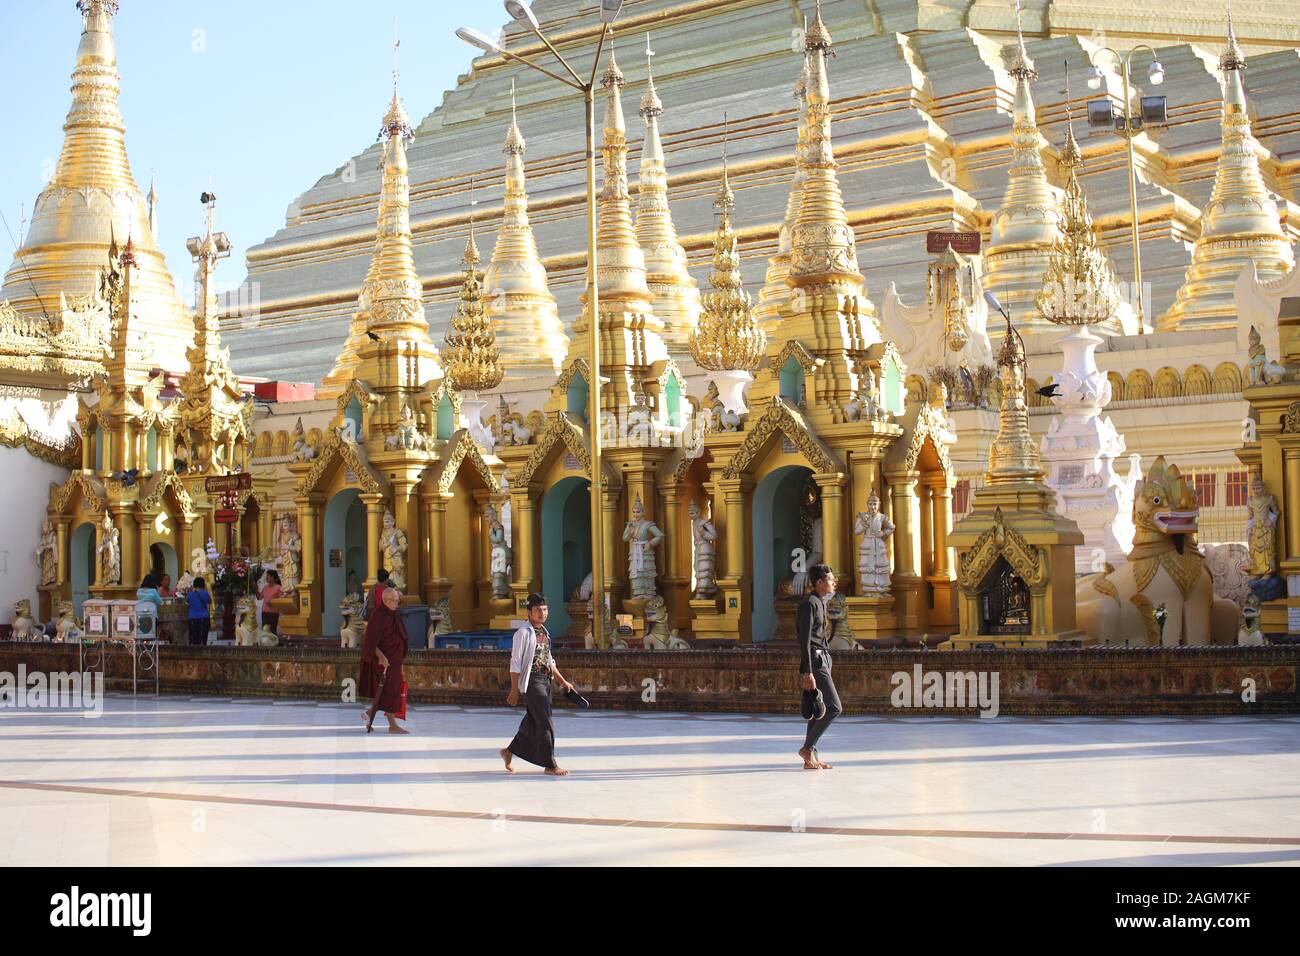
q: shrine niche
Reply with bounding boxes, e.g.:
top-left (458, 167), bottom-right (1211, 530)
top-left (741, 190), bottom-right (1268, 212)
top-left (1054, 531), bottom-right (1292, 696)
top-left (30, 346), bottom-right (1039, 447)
top-left (978, 557), bottom-right (1031, 635)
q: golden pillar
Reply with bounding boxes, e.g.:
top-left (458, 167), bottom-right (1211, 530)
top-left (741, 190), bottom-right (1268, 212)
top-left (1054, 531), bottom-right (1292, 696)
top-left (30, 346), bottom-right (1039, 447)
top-left (511, 483), bottom-right (541, 598)
top-left (297, 497), bottom-right (319, 587)
top-left (178, 518), bottom-right (193, 577)
top-left (135, 514), bottom-right (152, 581)
top-left (816, 474), bottom-right (847, 577)
top-left (425, 492), bottom-right (450, 599)
top-left (888, 471), bottom-right (919, 576)
top-left (1286, 450), bottom-right (1300, 563)
top-left (601, 483), bottom-right (622, 606)
top-left (930, 481), bottom-right (954, 579)
top-left (721, 478), bottom-right (748, 582)
top-left (55, 519), bottom-right (69, 587)
top-left (362, 493), bottom-right (385, 587)
top-left (918, 482), bottom-right (933, 579)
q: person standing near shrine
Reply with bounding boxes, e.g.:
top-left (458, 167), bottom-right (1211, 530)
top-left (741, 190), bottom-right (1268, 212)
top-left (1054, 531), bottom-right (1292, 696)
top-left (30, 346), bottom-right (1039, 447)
top-left (500, 593), bottom-right (577, 776)
top-left (186, 577), bottom-right (212, 646)
top-left (797, 564), bottom-right (842, 769)
top-left (259, 570), bottom-right (283, 635)
top-left (360, 585), bottom-right (410, 734)
top-left (364, 568), bottom-right (390, 619)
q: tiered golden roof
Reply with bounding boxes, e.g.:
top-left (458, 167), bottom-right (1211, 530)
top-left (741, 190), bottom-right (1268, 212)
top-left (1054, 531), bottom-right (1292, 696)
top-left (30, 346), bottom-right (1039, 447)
top-left (1035, 124), bottom-right (1122, 327)
top-left (443, 224), bottom-right (503, 393)
top-left (635, 41), bottom-right (703, 355)
top-left (320, 68), bottom-right (433, 397)
top-left (482, 84), bottom-right (567, 377)
top-left (0, 0), bottom-right (190, 383)
top-left (689, 143), bottom-right (766, 373)
top-left (1160, 13), bottom-right (1294, 331)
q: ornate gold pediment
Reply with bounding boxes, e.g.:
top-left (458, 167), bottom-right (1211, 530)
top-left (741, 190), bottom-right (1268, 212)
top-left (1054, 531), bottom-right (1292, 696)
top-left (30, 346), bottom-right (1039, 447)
top-left (49, 471), bottom-right (106, 516)
top-left (956, 507), bottom-right (1046, 593)
top-left (427, 429), bottom-right (501, 495)
top-left (513, 413), bottom-right (620, 488)
top-left (902, 400), bottom-right (953, 476)
top-left (334, 378), bottom-right (382, 422)
top-left (721, 397), bottom-right (841, 479)
top-left (295, 429), bottom-right (387, 496)
top-left (764, 339), bottom-right (821, 379)
top-left (139, 472), bottom-right (196, 518)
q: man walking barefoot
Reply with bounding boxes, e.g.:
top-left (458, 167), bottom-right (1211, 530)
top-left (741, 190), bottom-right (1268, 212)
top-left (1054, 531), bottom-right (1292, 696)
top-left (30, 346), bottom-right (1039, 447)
top-left (797, 565), bottom-right (842, 769)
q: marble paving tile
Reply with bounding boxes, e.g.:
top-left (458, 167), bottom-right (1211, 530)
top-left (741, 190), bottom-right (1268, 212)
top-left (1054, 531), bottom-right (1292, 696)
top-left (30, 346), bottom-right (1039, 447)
top-left (0, 697), bottom-right (1297, 866)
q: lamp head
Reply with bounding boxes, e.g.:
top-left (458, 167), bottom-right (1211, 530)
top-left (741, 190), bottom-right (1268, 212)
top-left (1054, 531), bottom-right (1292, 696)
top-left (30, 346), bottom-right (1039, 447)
top-left (504, 0), bottom-right (540, 30)
top-left (983, 290), bottom-right (1005, 316)
top-left (456, 27), bottom-right (502, 54)
top-left (1086, 65), bottom-right (1103, 90)
top-left (599, 0), bottom-right (624, 23)
top-left (1148, 60), bottom-right (1165, 85)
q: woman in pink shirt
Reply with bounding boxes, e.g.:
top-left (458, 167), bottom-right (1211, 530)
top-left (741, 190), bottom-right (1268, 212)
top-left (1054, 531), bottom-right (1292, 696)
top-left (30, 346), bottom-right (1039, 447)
top-left (259, 570), bottom-right (284, 634)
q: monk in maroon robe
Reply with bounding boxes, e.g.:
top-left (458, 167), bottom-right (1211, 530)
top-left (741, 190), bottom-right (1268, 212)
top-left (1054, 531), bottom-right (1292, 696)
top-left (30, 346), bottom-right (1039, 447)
top-left (360, 586), bottom-right (409, 734)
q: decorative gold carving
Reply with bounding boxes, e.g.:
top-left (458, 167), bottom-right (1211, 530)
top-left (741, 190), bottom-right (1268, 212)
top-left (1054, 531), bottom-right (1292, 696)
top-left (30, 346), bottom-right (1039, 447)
top-left (956, 506), bottom-right (1046, 593)
top-left (1130, 593), bottom-right (1159, 643)
top-left (515, 413), bottom-right (593, 487)
top-left (721, 398), bottom-right (840, 479)
top-left (50, 472), bottom-right (107, 515)
top-left (431, 430), bottom-right (502, 496)
top-left (0, 416), bottom-right (81, 469)
top-left (139, 472), bottom-right (195, 517)
top-left (442, 228), bottom-right (503, 392)
top-left (1282, 402), bottom-right (1300, 434)
top-left (1092, 576), bottom-right (1119, 602)
top-left (296, 429), bottom-right (386, 496)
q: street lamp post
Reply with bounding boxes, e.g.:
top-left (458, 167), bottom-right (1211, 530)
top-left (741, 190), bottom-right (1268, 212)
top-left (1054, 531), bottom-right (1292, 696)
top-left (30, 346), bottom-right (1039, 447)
top-left (459, 0), bottom-right (623, 647)
top-left (1085, 46), bottom-right (1166, 334)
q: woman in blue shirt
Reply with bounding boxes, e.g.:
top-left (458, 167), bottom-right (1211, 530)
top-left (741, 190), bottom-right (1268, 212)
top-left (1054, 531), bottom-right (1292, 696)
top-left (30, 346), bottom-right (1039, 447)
top-left (136, 573), bottom-right (164, 609)
top-left (186, 577), bottom-right (212, 646)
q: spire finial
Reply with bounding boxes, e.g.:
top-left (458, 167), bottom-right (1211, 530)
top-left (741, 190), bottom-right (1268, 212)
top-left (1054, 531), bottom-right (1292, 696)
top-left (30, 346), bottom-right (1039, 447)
top-left (380, 22), bottom-right (413, 141)
top-left (640, 31), bottom-right (663, 116)
top-left (717, 112), bottom-right (734, 210)
top-left (1009, 0), bottom-right (1037, 79)
top-left (1221, 0), bottom-right (1246, 71)
top-left (392, 17), bottom-right (400, 96)
top-left (804, 0), bottom-right (834, 55)
top-left (505, 77), bottom-right (526, 153)
top-left (464, 176), bottom-right (480, 265)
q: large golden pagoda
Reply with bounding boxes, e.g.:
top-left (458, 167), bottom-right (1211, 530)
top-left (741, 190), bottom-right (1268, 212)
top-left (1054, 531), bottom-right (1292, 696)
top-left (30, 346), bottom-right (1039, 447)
top-left (0, 0), bottom-right (190, 384)
top-left (1161, 12), bottom-right (1295, 331)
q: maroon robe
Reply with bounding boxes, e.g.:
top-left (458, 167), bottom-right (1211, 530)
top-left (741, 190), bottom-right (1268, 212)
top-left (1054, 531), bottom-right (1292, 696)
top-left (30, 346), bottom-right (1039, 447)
top-left (359, 600), bottom-right (408, 714)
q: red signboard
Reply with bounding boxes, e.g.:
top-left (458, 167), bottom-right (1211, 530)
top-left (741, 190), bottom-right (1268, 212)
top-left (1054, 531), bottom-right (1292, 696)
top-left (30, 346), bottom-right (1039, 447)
top-left (214, 509), bottom-right (239, 524)
top-left (927, 230), bottom-right (981, 255)
top-left (205, 473), bottom-right (252, 494)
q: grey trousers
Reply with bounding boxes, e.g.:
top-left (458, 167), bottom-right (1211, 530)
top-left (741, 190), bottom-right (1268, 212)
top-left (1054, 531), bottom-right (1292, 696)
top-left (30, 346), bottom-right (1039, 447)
top-left (803, 648), bottom-right (843, 751)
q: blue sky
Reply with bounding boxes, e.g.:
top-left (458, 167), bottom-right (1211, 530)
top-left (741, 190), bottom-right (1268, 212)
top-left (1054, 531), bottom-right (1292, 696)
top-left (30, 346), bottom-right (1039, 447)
top-left (0, 1), bottom-right (503, 304)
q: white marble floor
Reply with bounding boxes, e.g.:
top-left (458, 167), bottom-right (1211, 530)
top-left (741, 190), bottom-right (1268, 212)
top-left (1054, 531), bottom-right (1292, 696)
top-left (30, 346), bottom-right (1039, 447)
top-left (1, 696), bottom-right (1298, 866)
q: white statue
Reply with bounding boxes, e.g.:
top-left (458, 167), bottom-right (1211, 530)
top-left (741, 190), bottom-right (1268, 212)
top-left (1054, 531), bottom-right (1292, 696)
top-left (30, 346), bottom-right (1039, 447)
top-left (97, 511), bottom-right (121, 586)
top-left (11, 600), bottom-right (39, 641)
top-left (702, 381), bottom-right (741, 432)
top-left (380, 510), bottom-right (408, 591)
top-left (36, 519), bottom-right (57, 587)
top-left (844, 369), bottom-right (883, 423)
top-left (387, 405), bottom-right (426, 451)
top-left (276, 514), bottom-right (302, 594)
top-left (494, 396), bottom-right (533, 447)
top-left (688, 499), bottom-right (719, 598)
top-left (487, 503), bottom-right (511, 599)
top-left (622, 494), bottom-right (665, 600)
top-left (234, 600), bottom-right (257, 647)
top-left (1248, 326), bottom-right (1285, 386)
top-left (291, 418), bottom-right (317, 462)
top-left (854, 491), bottom-right (895, 596)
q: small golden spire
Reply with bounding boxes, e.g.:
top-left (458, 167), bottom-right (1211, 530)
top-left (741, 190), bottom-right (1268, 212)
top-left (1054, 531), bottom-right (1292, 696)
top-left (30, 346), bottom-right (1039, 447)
top-left (635, 31), bottom-right (702, 354)
top-left (690, 118), bottom-right (766, 373)
top-left (986, 311), bottom-right (1045, 484)
top-left (1220, 0), bottom-right (1246, 72)
top-left (1035, 75), bottom-right (1121, 328)
top-left (484, 86), bottom-right (567, 377)
top-left (1161, 7), bottom-right (1294, 330)
top-left (443, 185), bottom-right (502, 393)
top-left (804, 0), bottom-right (834, 56)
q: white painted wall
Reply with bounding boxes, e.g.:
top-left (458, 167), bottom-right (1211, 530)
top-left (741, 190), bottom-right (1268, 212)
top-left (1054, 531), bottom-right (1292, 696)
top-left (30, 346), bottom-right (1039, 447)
top-left (0, 446), bottom-right (70, 626)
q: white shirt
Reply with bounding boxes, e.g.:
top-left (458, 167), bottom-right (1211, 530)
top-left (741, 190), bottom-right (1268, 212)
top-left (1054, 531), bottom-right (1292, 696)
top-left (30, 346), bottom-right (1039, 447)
top-left (509, 622), bottom-right (555, 693)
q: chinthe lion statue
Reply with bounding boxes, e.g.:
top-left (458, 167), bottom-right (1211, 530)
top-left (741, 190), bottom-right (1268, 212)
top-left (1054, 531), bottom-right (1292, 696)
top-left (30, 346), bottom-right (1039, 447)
top-left (234, 599), bottom-right (258, 647)
top-left (54, 601), bottom-right (82, 643)
top-left (11, 600), bottom-right (39, 641)
top-left (339, 595), bottom-right (363, 650)
top-left (1076, 456), bottom-right (1238, 645)
top-left (826, 592), bottom-right (862, 651)
top-left (643, 596), bottom-right (690, 650)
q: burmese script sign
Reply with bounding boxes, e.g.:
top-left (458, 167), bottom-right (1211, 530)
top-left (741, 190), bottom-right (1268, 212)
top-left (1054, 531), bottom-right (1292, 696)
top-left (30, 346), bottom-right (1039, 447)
top-left (205, 473), bottom-right (252, 495)
top-left (926, 231), bottom-right (981, 255)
